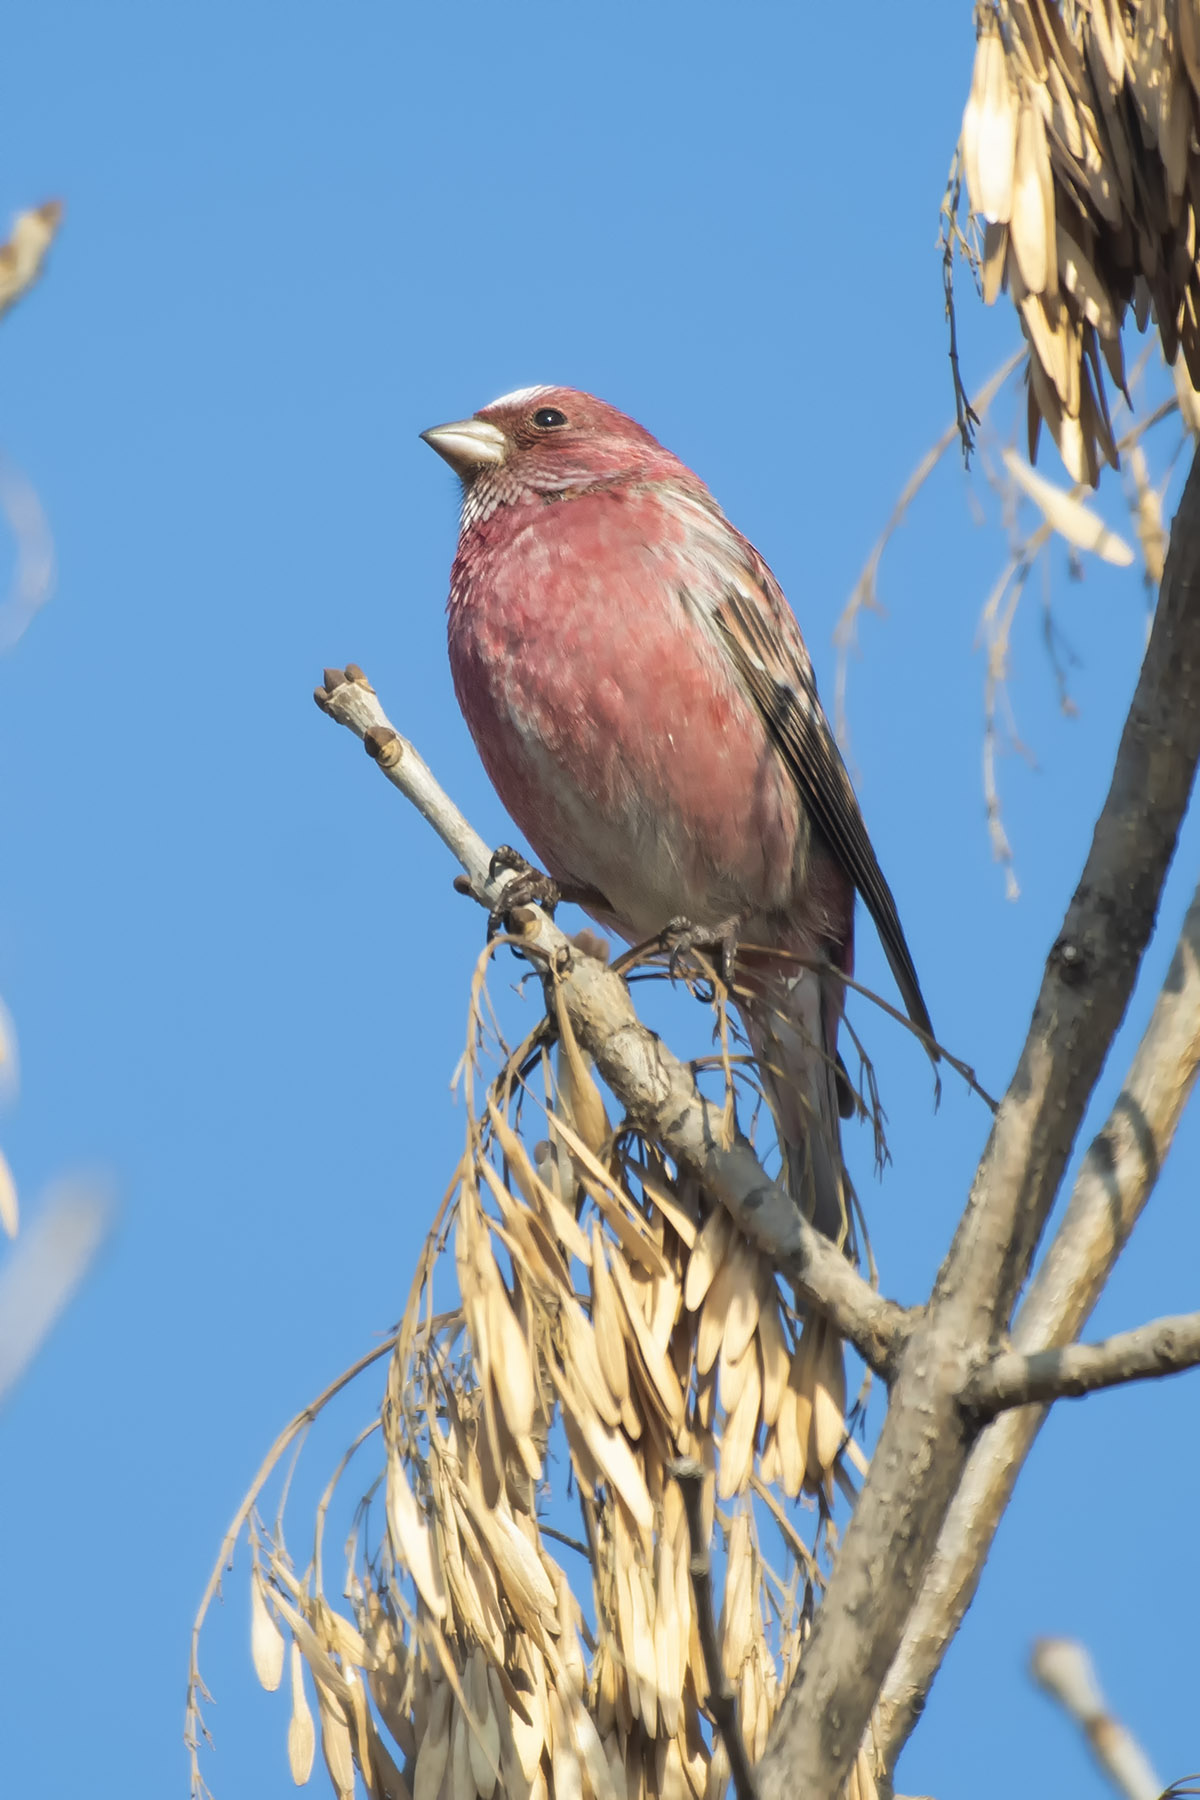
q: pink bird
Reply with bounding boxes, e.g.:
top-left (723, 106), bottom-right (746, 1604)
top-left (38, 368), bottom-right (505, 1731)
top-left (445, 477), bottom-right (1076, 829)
top-left (423, 387), bottom-right (932, 1242)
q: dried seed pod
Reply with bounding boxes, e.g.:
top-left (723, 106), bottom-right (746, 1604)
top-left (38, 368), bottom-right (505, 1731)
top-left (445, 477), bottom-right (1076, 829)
top-left (552, 988), bottom-right (610, 1158)
top-left (1011, 102), bottom-right (1057, 294)
top-left (717, 1334), bottom-right (754, 1417)
top-left (365, 1712), bottom-right (409, 1800)
top-left (963, 14), bottom-right (1019, 222)
top-left (1057, 224), bottom-right (1118, 335)
top-left (386, 1452), bottom-right (447, 1622)
top-left (606, 1245), bottom-right (686, 1430)
top-left (718, 1348), bottom-right (762, 1500)
top-left (508, 1653), bottom-right (550, 1786)
top-left (589, 1225), bottom-right (631, 1406)
top-left (562, 1292), bottom-right (624, 1429)
top-left (757, 1299), bottom-right (789, 1428)
top-left (0, 1146), bottom-right (16, 1239)
top-left (251, 1569), bottom-right (286, 1693)
top-left (758, 1426), bottom-right (783, 1488)
top-left (450, 1700), bottom-right (474, 1800)
top-left (717, 1510), bottom-right (753, 1679)
top-left (288, 1639), bottom-right (316, 1786)
top-left (413, 1682), bottom-right (452, 1800)
top-left (788, 1334), bottom-right (815, 1500)
top-left (551, 1358), bottom-right (655, 1531)
top-left (318, 1600), bottom-right (369, 1672)
top-left (705, 1742), bottom-right (731, 1800)
top-left (982, 219), bottom-right (1009, 305)
top-left (465, 1648), bottom-right (500, 1798)
top-left (695, 1230), bottom-right (758, 1378)
top-left (656, 1734), bottom-right (690, 1800)
top-left (682, 1205), bottom-right (731, 1313)
top-left (316, 1684), bottom-right (356, 1800)
top-left (560, 1689), bottom-right (615, 1800)
top-left (804, 1316), bottom-right (847, 1487)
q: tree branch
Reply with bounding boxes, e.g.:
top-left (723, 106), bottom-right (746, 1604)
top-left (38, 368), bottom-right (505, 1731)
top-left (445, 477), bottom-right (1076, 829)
top-left (314, 666), bottom-right (910, 1379)
top-left (756, 444), bottom-right (1200, 1800)
top-left (966, 1311), bottom-right (1200, 1416)
top-left (873, 871), bottom-right (1200, 1772)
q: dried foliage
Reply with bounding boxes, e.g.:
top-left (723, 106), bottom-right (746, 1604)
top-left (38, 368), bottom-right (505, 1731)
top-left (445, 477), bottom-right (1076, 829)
top-left (189, 943), bottom-right (883, 1800)
top-left (958, 0), bottom-right (1200, 486)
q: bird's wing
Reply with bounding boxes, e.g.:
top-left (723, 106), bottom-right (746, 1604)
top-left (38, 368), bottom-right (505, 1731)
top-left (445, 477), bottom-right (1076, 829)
top-left (676, 494), bottom-right (933, 1042)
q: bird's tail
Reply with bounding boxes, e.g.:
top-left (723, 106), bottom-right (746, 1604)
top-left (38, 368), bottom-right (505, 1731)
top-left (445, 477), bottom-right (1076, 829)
top-left (738, 964), bottom-right (854, 1250)
top-left (737, 965), bottom-right (853, 1491)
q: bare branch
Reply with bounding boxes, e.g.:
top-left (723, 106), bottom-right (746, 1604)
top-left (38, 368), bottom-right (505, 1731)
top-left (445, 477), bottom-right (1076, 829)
top-left (672, 1459), bottom-right (758, 1800)
top-left (756, 445), bottom-right (1200, 1800)
top-left (834, 350), bottom-right (1024, 752)
top-left (966, 1311), bottom-right (1200, 1416)
top-left (1030, 1639), bottom-right (1163, 1800)
top-left (875, 872), bottom-right (1200, 1770)
top-left (314, 667), bottom-right (910, 1378)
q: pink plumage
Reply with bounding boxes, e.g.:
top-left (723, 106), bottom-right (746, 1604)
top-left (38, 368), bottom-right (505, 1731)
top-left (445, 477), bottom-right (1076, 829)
top-left (423, 386), bottom-right (931, 1240)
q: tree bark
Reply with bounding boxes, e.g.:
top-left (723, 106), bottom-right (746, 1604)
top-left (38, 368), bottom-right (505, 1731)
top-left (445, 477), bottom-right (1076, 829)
top-left (874, 876), bottom-right (1200, 1772)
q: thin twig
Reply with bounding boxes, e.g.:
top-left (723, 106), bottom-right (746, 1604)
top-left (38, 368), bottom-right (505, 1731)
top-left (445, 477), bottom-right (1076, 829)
top-left (1031, 1639), bottom-right (1162, 1800)
top-left (940, 152), bottom-right (982, 465)
top-left (834, 351), bottom-right (1024, 749)
top-left (672, 1458), bottom-right (758, 1800)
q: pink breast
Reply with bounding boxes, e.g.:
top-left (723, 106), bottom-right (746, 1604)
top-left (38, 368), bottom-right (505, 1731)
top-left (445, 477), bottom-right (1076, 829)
top-left (447, 486), bottom-right (803, 936)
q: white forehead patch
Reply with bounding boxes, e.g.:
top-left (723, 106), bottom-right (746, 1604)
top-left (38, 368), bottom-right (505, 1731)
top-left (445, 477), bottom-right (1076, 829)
top-left (485, 384), bottom-right (555, 409)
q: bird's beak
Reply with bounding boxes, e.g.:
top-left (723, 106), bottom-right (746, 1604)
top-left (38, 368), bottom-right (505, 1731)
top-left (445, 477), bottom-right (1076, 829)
top-left (420, 417), bottom-right (508, 477)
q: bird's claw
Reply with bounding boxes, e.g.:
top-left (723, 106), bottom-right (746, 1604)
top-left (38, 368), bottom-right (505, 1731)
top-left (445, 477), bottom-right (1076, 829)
top-left (487, 846), bottom-right (561, 938)
top-left (661, 913), bottom-right (743, 985)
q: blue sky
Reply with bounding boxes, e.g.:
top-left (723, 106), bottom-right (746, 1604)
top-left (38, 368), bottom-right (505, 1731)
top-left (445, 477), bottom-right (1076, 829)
top-left (1, 5), bottom-right (1196, 1797)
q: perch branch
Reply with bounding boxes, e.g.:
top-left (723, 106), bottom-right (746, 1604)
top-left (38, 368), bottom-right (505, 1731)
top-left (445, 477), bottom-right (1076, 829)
top-left (672, 1458), bottom-right (758, 1800)
top-left (965, 1311), bottom-right (1200, 1416)
top-left (874, 874), bottom-right (1200, 1771)
top-left (755, 445), bottom-right (1200, 1800)
top-left (314, 667), bottom-right (910, 1379)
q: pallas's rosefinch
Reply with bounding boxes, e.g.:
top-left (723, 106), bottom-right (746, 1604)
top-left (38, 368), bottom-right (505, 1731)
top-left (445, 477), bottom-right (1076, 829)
top-left (423, 387), bottom-right (932, 1243)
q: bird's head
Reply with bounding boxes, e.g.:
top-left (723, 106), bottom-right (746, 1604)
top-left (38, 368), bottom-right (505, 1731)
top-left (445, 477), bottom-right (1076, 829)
top-left (421, 386), bottom-right (684, 516)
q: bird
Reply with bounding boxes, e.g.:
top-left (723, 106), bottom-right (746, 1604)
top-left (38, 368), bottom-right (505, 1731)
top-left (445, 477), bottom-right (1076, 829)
top-left (422, 386), bottom-right (932, 1245)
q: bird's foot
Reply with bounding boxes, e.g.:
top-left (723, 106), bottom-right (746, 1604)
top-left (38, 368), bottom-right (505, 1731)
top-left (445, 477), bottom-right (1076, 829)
top-left (487, 846), bottom-right (561, 938)
top-left (661, 913), bottom-right (743, 985)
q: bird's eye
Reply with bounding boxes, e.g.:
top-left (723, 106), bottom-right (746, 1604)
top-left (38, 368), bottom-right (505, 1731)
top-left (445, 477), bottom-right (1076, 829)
top-left (532, 407), bottom-right (568, 429)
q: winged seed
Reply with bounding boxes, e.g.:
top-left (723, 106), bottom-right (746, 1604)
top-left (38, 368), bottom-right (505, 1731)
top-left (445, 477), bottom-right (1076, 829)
top-left (250, 1569), bottom-right (286, 1692)
top-left (287, 1640), bottom-right (316, 1786)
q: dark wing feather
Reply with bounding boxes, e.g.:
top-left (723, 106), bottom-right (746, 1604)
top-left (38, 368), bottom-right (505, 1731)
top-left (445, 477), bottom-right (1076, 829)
top-left (708, 548), bottom-right (934, 1045)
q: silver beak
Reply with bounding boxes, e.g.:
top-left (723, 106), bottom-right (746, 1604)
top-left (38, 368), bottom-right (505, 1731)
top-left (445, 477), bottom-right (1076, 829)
top-left (420, 417), bottom-right (508, 477)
